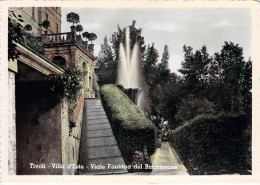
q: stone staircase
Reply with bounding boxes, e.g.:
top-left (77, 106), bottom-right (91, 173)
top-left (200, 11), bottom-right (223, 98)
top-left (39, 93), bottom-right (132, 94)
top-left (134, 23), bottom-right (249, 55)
top-left (78, 99), bottom-right (128, 175)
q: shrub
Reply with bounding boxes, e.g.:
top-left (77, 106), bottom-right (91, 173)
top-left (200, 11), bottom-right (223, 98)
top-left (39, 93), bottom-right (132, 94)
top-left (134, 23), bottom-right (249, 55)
top-left (175, 95), bottom-right (216, 125)
top-left (170, 113), bottom-right (251, 175)
top-left (66, 12), bottom-right (79, 26)
top-left (42, 20), bottom-right (50, 29)
top-left (48, 66), bottom-right (83, 100)
top-left (22, 31), bottom-right (44, 54)
top-left (76, 24), bottom-right (83, 34)
top-left (100, 84), bottom-right (156, 164)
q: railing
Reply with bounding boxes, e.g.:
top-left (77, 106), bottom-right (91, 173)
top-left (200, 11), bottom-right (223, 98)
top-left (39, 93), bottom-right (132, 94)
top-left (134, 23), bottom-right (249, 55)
top-left (37, 32), bottom-right (93, 55)
top-left (38, 32), bottom-right (71, 43)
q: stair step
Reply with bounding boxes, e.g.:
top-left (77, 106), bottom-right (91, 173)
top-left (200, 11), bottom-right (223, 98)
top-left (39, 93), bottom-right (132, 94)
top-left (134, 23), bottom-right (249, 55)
top-left (87, 145), bottom-right (122, 159)
top-left (86, 129), bottom-right (113, 138)
top-left (87, 119), bottom-right (109, 125)
top-left (78, 99), bottom-right (127, 175)
top-left (87, 108), bottom-right (104, 113)
top-left (87, 102), bottom-right (103, 106)
top-left (87, 114), bottom-right (107, 120)
top-left (87, 123), bottom-right (111, 131)
top-left (87, 136), bottom-right (117, 147)
top-left (87, 110), bottom-right (105, 115)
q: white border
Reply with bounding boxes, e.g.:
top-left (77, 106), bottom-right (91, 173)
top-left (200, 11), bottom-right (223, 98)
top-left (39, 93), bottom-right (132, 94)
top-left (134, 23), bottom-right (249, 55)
top-left (0, 0), bottom-right (260, 184)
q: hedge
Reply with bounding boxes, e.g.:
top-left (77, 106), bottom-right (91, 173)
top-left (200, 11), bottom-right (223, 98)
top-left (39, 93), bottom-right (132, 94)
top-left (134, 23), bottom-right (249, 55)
top-left (170, 114), bottom-right (251, 175)
top-left (100, 84), bottom-right (156, 164)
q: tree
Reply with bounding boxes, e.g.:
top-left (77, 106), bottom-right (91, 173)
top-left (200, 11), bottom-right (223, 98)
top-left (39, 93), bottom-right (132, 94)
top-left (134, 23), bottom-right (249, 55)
top-left (76, 24), bottom-right (83, 34)
top-left (110, 20), bottom-right (146, 66)
top-left (66, 12), bottom-right (79, 26)
top-left (41, 20), bottom-right (50, 34)
top-left (82, 32), bottom-right (90, 41)
top-left (8, 11), bottom-right (24, 61)
top-left (95, 36), bottom-right (116, 85)
top-left (215, 42), bottom-right (247, 113)
top-left (142, 43), bottom-right (161, 125)
top-left (156, 45), bottom-right (170, 83)
top-left (24, 24), bottom-right (32, 31)
top-left (88, 33), bottom-right (97, 44)
top-left (178, 45), bottom-right (212, 98)
top-left (161, 45), bottom-right (169, 67)
top-left (240, 58), bottom-right (252, 114)
top-left (42, 20), bottom-right (50, 29)
top-left (143, 43), bottom-right (159, 87)
top-left (175, 95), bottom-right (217, 125)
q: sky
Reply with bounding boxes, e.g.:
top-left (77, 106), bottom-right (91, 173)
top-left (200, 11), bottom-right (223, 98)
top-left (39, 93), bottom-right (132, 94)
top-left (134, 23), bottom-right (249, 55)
top-left (61, 8), bottom-right (251, 75)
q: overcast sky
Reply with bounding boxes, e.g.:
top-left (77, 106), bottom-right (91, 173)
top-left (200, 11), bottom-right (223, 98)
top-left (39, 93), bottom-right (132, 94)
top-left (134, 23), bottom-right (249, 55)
top-left (61, 8), bottom-right (251, 74)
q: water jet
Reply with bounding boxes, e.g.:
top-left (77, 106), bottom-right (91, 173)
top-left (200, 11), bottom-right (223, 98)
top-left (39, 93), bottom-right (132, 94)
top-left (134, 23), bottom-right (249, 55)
top-left (117, 27), bottom-right (144, 111)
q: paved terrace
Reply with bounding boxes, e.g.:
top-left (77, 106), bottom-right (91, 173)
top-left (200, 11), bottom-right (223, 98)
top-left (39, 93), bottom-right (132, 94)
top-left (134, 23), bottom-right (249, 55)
top-left (78, 99), bottom-right (128, 175)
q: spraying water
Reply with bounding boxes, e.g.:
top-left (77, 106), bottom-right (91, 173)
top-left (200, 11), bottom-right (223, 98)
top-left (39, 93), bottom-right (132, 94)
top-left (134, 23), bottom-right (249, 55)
top-left (117, 27), bottom-right (144, 111)
top-left (118, 28), bottom-right (140, 89)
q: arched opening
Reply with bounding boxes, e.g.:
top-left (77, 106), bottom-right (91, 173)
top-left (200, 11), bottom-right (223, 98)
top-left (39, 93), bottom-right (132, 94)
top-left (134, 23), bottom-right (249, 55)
top-left (52, 56), bottom-right (66, 67)
top-left (83, 62), bottom-right (87, 95)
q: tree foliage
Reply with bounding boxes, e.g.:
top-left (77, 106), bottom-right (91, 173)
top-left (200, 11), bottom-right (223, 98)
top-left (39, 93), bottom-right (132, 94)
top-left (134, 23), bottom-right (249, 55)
top-left (8, 11), bottom-right (24, 61)
top-left (215, 42), bottom-right (250, 113)
top-left (88, 33), bottom-right (97, 43)
top-left (66, 12), bottom-right (80, 26)
top-left (76, 24), bottom-right (83, 33)
top-left (111, 20), bottom-right (146, 65)
top-left (48, 66), bottom-right (83, 100)
top-left (95, 20), bottom-right (252, 130)
top-left (82, 32), bottom-right (90, 41)
top-left (42, 20), bottom-right (50, 29)
top-left (95, 36), bottom-right (116, 85)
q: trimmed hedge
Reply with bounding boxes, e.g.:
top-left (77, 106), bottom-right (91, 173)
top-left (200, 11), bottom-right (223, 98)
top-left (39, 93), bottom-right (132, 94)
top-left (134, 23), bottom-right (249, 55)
top-left (170, 114), bottom-right (251, 175)
top-left (100, 84), bottom-right (156, 164)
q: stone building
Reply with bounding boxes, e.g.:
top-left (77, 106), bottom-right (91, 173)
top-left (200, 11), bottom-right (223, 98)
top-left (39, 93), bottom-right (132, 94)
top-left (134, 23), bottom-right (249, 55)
top-left (9, 7), bottom-right (61, 36)
top-left (8, 7), bottom-right (95, 175)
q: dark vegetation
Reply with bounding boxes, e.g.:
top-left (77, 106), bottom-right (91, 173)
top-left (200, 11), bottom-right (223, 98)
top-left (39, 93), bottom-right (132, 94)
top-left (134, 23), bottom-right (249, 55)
top-left (48, 66), bottom-right (83, 118)
top-left (95, 20), bottom-right (252, 174)
top-left (100, 84), bottom-right (156, 164)
top-left (9, 9), bottom-right (251, 174)
top-left (170, 113), bottom-right (251, 175)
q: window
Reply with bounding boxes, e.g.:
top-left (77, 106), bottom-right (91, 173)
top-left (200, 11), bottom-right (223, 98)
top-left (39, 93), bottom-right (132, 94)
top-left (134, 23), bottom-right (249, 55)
top-left (32, 7), bottom-right (35, 19)
top-left (89, 76), bottom-right (92, 89)
top-left (56, 23), bottom-right (58, 33)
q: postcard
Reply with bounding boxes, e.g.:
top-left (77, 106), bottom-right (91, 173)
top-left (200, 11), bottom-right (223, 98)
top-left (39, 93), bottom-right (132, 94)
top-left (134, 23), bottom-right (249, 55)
top-left (0, 0), bottom-right (259, 184)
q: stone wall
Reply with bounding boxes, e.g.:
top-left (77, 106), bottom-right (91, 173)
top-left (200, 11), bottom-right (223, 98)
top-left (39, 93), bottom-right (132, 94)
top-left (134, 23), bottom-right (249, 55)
top-left (8, 71), bottom-right (16, 175)
top-left (15, 80), bottom-right (63, 175)
top-left (61, 96), bottom-right (84, 175)
top-left (15, 62), bottom-right (63, 174)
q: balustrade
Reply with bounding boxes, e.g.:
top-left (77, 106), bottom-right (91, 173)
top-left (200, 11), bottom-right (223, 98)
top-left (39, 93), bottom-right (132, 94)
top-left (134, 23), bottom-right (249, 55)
top-left (37, 32), bottom-right (91, 55)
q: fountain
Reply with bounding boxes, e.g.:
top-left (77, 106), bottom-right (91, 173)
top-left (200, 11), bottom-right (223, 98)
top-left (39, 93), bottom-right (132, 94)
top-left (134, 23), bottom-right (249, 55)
top-left (117, 27), bottom-right (144, 110)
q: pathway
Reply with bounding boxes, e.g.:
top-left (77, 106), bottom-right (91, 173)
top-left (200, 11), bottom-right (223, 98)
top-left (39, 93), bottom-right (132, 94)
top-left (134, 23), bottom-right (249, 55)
top-left (77, 99), bottom-right (128, 175)
top-left (149, 142), bottom-right (188, 175)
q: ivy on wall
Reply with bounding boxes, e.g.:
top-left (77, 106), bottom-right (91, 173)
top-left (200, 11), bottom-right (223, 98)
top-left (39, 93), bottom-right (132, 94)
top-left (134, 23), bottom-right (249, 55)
top-left (48, 66), bottom-right (83, 100)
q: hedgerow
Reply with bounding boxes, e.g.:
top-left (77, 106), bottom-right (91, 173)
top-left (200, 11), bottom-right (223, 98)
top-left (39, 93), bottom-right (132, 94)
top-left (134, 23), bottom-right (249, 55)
top-left (170, 113), bottom-right (251, 175)
top-left (100, 84), bottom-right (156, 164)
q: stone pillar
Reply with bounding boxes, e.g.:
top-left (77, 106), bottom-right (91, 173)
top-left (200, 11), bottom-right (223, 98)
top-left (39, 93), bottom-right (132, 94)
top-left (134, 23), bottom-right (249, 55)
top-left (70, 26), bottom-right (77, 42)
top-left (8, 71), bottom-right (16, 175)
